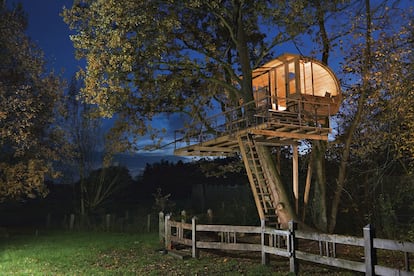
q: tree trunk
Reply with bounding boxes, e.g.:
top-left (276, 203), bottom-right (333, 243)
top-left (256, 144), bottom-right (299, 228)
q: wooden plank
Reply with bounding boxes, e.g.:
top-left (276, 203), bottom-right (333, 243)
top-left (197, 241), bottom-right (262, 251)
top-left (374, 238), bottom-right (414, 252)
top-left (296, 230), bottom-right (364, 247)
top-left (169, 221), bottom-right (192, 230)
top-left (250, 129), bottom-right (329, 141)
top-left (196, 223), bottom-right (261, 234)
top-left (263, 228), bottom-right (289, 236)
top-left (374, 265), bottom-right (414, 276)
top-left (170, 236), bottom-right (192, 246)
top-left (296, 251), bottom-right (366, 273)
top-left (263, 246), bottom-right (290, 257)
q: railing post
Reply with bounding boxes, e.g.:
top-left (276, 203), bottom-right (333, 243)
top-left (159, 211), bottom-right (164, 243)
top-left (261, 219), bottom-right (269, 265)
top-left (165, 214), bottom-right (171, 250)
top-left (363, 224), bottom-right (377, 276)
top-left (192, 216), bottom-right (199, 259)
top-left (288, 221), bottom-right (299, 275)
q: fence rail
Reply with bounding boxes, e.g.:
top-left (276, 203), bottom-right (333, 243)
top-left (159, 212), bottom-right (414, 276)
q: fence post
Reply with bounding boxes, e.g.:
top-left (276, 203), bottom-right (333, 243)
top-left (363, 224), bottom-right (377, 276)
top-left (261, 219), bottom-right (269, 265)
top-left (207, 209), bottom-right (213, 224)
top-left (159, 212), bottom-right (165, 243)
top-left (105, 214), bottom-right (111, 231)
top-left (69, 213), bottom-right (75, 231)
top-left (46, 213), bottom-right (51, 229)
top-left (192, 216), bottom-right (199, 259)
top-left (165, 214), bottom-right (171, 250)
top-left (288, 221), bottom-right (299, 275)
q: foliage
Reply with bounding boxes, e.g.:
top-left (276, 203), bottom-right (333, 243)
top-left (62, 0), bottom-right (304, 151)
top-left (326, 2), bottom-right (414, 233)
top-left (0, 2), bottom-right (63, 201)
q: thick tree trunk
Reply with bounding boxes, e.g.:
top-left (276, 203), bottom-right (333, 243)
top-left (256, 144), bottom-right (299, 229)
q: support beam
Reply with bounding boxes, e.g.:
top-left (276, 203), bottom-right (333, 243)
top-left (292, 144), bottom-right (299, 214)
top-left (303, 157), bottom-right (313, 222)
top-left (250, 129), bottom-right (329, 141)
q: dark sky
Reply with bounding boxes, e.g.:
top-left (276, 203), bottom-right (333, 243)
top-left (8, 0), bottom-right (189, 174)
top-left (11, 0), bottom-right (78, 80)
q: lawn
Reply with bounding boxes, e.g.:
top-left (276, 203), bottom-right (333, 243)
top-left (0, 231), bottom-right (286, 275)
top-left (1, 230), bottom-right (359, 275)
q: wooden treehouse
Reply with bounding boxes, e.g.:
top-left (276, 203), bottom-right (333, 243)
top-left (174, 53), bottom-right (341, 228)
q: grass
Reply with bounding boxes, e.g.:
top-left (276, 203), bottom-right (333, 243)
top-left (0, 230), bottom-right (358, 275)
top-left (0, 231), bottom-right (286, 275)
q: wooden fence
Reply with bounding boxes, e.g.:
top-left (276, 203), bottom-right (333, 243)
top-left (159, 212), bottom-right (414, 275)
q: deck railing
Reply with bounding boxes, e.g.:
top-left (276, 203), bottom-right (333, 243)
top-left (174, 95), bottom-right (332, 150)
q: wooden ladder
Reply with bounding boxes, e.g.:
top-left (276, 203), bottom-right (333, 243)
top-left (238, 134), bottom-right (278, 227)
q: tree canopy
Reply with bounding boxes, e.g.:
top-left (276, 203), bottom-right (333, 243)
top-left (62, 0), bottom-right (306, 150)
top-left (0, 2), bottom-right (63, 201)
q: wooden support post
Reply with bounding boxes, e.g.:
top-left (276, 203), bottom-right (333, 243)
top-left (292, 145), bottom-right (299, 214)
top-left (404, 252), bottom-right (410, 272)
top-left (288, 221), bottom-right (299, 275)
top-left (302, 157), bottom-right (312, 222)
top-left (261, 219), bottom-right (269, 265)
top-left (165, 214), bottom-right (171, 250)
top-left (192, 217), bottom-right (199, 259)
top-left (363, 224), bottom-right (377, 276)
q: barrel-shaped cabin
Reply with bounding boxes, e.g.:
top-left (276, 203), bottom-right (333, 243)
top-left (252, 53), bottom-right (341, 120)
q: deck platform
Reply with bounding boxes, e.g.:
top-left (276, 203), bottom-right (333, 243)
top-left (174, 120), bottom-right (330, 157)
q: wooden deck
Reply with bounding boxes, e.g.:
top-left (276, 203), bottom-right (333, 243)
top-left (174, 119), bottom-right (331, 157)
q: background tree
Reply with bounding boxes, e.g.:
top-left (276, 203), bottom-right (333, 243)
top-left (0, 1), bottom-right (63, 201)
top-left (62, 76), bottom-right (103, 217)
top-left (332, 3), bottom-right (414, 235)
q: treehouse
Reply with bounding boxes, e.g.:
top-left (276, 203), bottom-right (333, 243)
top-left (174, 53), bottom-right (342, 228)
top-left (252, 53), bottom-right (341, 121)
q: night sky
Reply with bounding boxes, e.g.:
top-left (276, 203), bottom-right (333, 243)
top-left (8, 0), bottom-right (187, 175)
top-left (11, 0), bottom-right (79, 80)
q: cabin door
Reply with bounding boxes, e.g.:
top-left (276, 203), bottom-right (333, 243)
top-left (274, 64), bottom-right (287, 110)
top-left (272, 60), bottom-right (299, 111)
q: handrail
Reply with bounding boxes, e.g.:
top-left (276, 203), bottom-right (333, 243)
top-left (174, 95), bottom-right (333, 149)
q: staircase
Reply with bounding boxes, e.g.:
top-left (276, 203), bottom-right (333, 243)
top-left (237, 134), bottom-right (279, 227)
